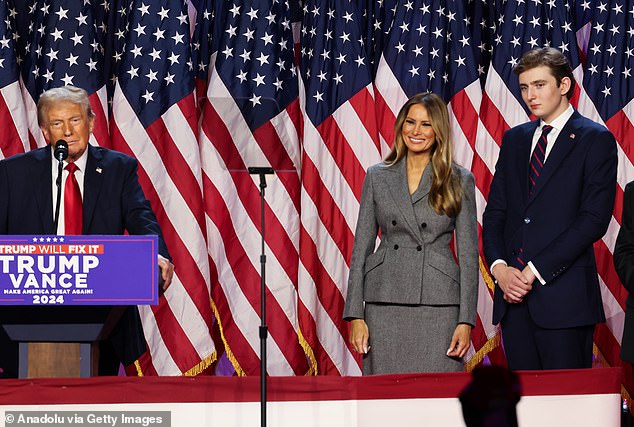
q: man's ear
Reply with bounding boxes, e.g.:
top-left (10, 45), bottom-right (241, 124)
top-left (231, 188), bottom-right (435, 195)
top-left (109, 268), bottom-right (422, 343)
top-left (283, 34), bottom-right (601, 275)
top-left (559, 76), bottom-right (572, 96)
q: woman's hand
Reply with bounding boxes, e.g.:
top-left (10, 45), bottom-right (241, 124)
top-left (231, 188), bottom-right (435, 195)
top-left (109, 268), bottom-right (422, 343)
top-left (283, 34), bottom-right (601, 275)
top-left (349, 319), bottom-right (370, 354)
top-left (446, 323), bottom-right (472, 358)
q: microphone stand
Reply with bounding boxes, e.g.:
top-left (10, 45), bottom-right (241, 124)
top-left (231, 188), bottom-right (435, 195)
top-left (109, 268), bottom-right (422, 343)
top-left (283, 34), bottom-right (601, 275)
top-left (247, 166), bottom-right (274, 427)
top-left (53, 157), bottom-right (64, 234)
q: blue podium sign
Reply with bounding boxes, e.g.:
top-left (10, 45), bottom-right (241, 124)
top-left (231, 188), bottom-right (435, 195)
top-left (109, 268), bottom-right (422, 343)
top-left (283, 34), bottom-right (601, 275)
top-left (0, 235), bottom-right (158, 306)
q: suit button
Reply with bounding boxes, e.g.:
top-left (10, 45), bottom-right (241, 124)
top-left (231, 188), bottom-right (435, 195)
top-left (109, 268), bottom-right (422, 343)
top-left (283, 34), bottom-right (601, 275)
top-left (394, 244), bottom-right (399, 250)
top-left (421, 222), bottom-right (427, 228)
top-left (416, 245), bottom-right (422, 251)
top-left (524, 217), bottom-right (531, 224)
top-left (392, 220), bottom-right (397, 226)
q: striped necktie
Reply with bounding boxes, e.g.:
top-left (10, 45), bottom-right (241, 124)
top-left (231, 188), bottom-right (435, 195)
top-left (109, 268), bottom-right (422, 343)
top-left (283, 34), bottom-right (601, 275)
top-left (528, 125), bottom-right (553, 196)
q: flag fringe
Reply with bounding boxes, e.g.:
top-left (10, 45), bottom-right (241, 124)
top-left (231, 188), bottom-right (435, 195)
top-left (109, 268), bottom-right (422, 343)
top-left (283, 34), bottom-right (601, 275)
top-left (464, 332), bottom-right (501, 372)
top-left (297, 326), bottom-right (318, 375)
top-left (134, 360), bottom-right (144, 377)
top-left (132, 351), bottom-right (217, 377)
top-left (210, 296), bottom-right (246, 376)
top-left (479, 256), bottom-right (496, 293)
top-left (184, 352), bottom-right (217, 376)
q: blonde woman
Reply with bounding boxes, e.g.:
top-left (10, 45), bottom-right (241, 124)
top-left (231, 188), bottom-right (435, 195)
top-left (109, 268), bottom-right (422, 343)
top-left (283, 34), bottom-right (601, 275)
top-left (343, 92), bottom-right (478, 374)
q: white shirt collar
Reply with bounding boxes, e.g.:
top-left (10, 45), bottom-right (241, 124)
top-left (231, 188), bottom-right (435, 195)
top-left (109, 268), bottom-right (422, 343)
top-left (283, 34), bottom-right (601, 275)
top-left (540, 104), bottom-right (574, 131)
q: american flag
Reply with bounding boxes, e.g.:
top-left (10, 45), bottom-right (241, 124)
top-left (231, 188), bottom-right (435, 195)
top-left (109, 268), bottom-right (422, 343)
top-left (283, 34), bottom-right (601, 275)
top-left (371, 0), bottom-right (501, 369)
top-left (2, 0), bottom-right (217, 376)
top-left (0, 0), bottom-right (29, 158)
top-left (581, 0), bottom-right (634, 395)
top-left (297, 0), bottom-right (381, 375)
top-left (197, 0), bottom-right (312, 375)
top-left (107, 0), bottom-right (216, 375)
top-left (1, 0), bottom-right (632, 390)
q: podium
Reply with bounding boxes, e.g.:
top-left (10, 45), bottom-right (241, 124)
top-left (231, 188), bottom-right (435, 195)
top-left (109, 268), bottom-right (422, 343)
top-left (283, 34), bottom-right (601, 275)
top-left (0, 306), bottom-right (125, 378)
top-left (0, 235), bottom-right (159, 378)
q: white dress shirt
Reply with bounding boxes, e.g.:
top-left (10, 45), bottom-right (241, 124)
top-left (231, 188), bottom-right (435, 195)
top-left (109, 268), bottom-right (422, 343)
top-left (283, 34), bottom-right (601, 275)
top-left (50, 147), bottom-right (88, 235)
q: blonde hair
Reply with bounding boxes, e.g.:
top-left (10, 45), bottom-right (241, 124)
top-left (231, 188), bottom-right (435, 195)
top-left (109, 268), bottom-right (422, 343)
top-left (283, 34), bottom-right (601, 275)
top-left (384, 92), bottom-right (462, 217)
top-left (37, 85), bottom-right (95, 126)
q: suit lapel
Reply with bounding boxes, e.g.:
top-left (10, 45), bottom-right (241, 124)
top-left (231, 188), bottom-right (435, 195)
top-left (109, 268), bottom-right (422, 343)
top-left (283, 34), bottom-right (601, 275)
top-left (518, 121), bottom-right (539, 205)
top-left (384, 158), bottom-right (423, 243)
top-left (411, 164), bottom-right (431, 204)
top-left (529, 112), bottom-right (580, 202)
top-left (35, 145), bottom-right (55, 233)
top-left (82, 145), bottom-right (105, 233)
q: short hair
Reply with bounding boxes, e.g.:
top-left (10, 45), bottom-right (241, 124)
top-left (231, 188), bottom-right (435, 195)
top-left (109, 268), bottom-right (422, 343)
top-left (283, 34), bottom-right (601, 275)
top-left (514, 47), bottom-right (575, 99)
top-left (37, 86), bottom-right (95, 126)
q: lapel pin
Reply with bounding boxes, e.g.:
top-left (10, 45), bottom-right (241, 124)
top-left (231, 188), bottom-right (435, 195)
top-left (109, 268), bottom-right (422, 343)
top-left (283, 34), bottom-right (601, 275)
top-left (570, 133), bottom-right (575, 139)
top-left (96, 167), bottom-right (103, 174)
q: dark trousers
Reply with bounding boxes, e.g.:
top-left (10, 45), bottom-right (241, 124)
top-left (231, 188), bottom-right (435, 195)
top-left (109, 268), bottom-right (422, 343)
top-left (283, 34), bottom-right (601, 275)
top-left (501, 301), bottom-right (594, 370)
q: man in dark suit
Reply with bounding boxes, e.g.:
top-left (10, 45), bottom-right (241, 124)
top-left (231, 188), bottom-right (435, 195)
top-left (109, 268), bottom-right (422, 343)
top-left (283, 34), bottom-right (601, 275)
top-left (482, 48), bottom-right (617, 370)
top-left (0, 85), bottom-right (174, 377)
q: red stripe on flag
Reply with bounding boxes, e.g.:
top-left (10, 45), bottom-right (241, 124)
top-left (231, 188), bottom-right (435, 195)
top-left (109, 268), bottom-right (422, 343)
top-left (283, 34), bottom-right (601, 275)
top-left (88, 93), bottom-right (110, 148)
top-left (201, 102), bottom-right (301, 301)
top-left (479, 92), bottom-right (511, 147)
top-left (373, 89), bottom-right (396, 148)
top-left (297, 298), bottom-right (344, 375)
top-left (0, 95), bottom-right (24, 158)
top-left (202, 172), bottom-right (310, 375)
top-left (251, 120), bottom-right (301, 213)
top-left (299, 226), bottom-right (349, 337)
top-left (300, 156), bottom-right (355, 263)
top-left (315, 115), bottom-right (366, 200)
top-left (451, 90), bottom-right (479, 146)
top-left (348, 87), bottom-right (382, 155)
top-left (594, 239), bottom-right (628, 310)
top-left (110, 122), bottom-right (211, 373)
top-left (606, 110), bottom-right (634, 168)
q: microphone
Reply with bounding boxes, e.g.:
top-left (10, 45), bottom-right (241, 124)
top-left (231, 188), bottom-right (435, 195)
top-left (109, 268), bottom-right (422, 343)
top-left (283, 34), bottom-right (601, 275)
top-left (54, 139), bottom-right (68, 162)
top-left (53, 139), bottom-right (68, 235)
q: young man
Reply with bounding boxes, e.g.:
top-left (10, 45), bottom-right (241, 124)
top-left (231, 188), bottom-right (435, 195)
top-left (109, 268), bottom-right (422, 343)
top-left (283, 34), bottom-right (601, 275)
top-left (0, 85), bottom-right (174, 377)
top-left (482, 48), bottom-right (617, 370)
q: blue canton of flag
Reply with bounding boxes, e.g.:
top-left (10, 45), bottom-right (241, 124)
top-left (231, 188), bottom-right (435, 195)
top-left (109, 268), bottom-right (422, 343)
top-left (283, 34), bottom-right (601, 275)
top-left (583, 0), bottom-right (634, 121)
top-left (491, 0), bottom-right (580, 111)
top-left (115, 0), bottom-right (193, 128)
top-left (213, 0), bottom-right (297, 131)
top-left (300, 0), bottom-right (372, 126)
top-left (365, 0), bottom-right (398, 76)
top-left (0, 1), bottom-right (19, 89)
top-left (191, 0), bottom-right (218, 85)
top-left (381, 0), bottom-right (479, 101)
top-left (467, 0), bottom-right (502, 86)
top-left (573, 0), bottom-right (597, 30)
top-left (13, 0), bottom-right (105, 100)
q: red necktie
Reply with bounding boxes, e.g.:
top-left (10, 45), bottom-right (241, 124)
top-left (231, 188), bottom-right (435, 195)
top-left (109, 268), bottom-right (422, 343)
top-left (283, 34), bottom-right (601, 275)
top-left (64, 163), bottom-right (83, 235)
top-left (528, 125), bottom-right (553, 196)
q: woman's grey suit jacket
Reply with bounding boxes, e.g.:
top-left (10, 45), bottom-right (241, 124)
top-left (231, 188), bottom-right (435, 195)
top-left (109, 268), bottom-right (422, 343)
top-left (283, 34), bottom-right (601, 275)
top-left (343, 158), bottom-right (479, 326)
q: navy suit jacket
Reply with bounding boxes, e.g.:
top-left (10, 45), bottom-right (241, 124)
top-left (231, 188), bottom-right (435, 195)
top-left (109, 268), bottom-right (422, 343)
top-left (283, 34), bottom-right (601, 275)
top-left (0, 144), bottom-right (169, 365)
top-left (482, 111), bottom-right (617, 329)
